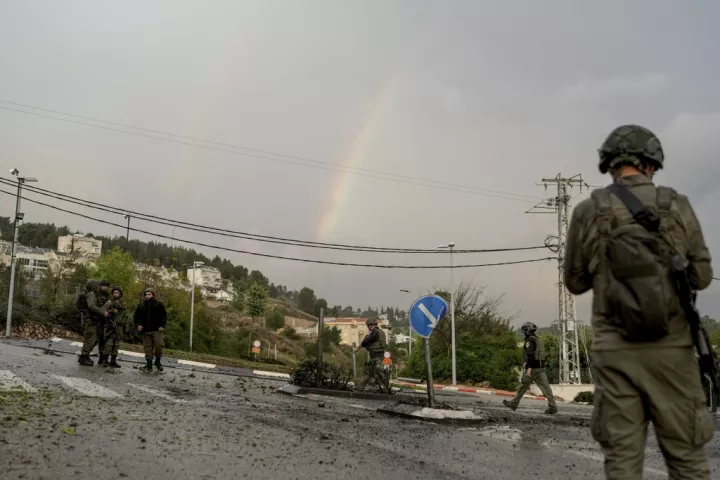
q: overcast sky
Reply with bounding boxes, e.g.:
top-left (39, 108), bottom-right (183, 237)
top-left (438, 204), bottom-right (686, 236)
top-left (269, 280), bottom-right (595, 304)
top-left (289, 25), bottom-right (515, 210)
top-left (1, 0), bottom-right (719, 327)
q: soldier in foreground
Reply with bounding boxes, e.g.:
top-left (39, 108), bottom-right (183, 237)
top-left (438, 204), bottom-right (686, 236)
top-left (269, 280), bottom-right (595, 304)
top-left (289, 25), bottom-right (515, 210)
top-left (565, 125), bottom-right (714, 478)
top-left (354, 319), bottom-right (388, 391)
top-left (99, 286), bottom-right (126, 368)
top-left (133, 288), bottom-right (168, 372)
top-left (503, 322), bottom-right (557, 414)
top-left (77, 279), bottom-right (110, 367)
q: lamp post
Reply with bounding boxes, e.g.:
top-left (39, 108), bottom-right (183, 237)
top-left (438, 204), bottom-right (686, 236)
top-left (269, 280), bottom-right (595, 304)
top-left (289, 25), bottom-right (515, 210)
top-left (438, 242), bottom-right (457, 386)
top-left (400, 289), bottom-right (412, 355)
top-left (189, 260), bottom-right (204, 351)
top-left (5, 169), bottom-right (37, 338)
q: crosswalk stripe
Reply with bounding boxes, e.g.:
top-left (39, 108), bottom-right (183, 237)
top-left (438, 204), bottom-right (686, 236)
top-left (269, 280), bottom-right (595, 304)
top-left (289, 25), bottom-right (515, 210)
top-left (127, 383), bottom-right (197, 404)
top-left (52, 375), bottom-right (123, 398)
top-left (0, 370), bottom-right (38, 393)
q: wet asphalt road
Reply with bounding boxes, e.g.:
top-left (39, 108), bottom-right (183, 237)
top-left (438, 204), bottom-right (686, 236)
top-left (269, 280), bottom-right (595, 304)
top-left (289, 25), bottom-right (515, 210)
top-left (2, 342), bottom-right (720, 479)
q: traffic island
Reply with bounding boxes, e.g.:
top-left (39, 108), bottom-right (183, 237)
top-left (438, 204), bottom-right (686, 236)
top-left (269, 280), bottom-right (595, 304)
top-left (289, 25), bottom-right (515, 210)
top-left (277, 383), bottom-right (420, 402)
top-left (377, 401), bottom-right (492, 425)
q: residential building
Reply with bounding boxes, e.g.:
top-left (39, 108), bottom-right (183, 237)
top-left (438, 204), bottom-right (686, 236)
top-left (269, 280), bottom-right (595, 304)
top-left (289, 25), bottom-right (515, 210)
top-left (0, 240), bottom-right (52, 279)
top-left (394, 333), bottom-right (410, 345)
top-left (57, 234), bottom-right (102, 260)
top-left (186, 265), bottom-right (222, 289)
top-left (323, 317), bottom-right (386, 347)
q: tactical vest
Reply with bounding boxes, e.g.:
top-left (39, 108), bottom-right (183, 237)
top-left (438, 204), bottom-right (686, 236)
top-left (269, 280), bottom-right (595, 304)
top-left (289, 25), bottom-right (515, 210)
top-left (367, 328), bottom-right (387, 356)
top-left (525, 335), bottom-right (545, 366)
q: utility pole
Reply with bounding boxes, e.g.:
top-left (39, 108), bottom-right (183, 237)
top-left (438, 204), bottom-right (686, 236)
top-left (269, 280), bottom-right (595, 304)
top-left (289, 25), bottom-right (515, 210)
top-left (123, 215), bottom-right (131, 247)
top-left (526, 174), bottom-right (589, 384)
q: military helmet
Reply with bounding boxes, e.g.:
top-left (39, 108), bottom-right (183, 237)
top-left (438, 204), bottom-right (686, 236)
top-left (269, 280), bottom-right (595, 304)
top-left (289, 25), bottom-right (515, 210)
top-left (111, 286), bottom-right (123, 296)
top-left (366, 318), bottom-right (378, 327)
top-left (99, 279), bottom-right (110, 287)
top-left (521, 322), bottom-right (538, 336)
top-left (598, 125), bottom-right (664, 174)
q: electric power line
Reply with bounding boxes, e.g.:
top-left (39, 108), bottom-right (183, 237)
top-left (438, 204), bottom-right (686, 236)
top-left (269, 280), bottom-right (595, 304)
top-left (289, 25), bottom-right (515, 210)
top-left (0, 177), bottom-right (548, 255)
top-left (0, 100), bottom-right (541, 203)
top-left (0, 187), bottom-right (554, 269)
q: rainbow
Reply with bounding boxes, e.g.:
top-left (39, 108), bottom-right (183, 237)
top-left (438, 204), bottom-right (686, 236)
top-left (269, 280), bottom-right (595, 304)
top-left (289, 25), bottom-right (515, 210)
top-left (316, 72), bottom-right (401, 241)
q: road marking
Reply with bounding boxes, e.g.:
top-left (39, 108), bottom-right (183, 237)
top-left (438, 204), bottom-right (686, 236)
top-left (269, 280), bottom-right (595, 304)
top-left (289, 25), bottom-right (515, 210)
top-left (70, 342), bottom-right (83, 347)
top-left (52, 375), bottom-right (122, 398)
top-left (118, 349), bottom-right (145, 358)
top-left (252, 370), bottom-right (290, 379)
top-left (50, 337), bottom-right (63, 343)
top-left (0, 370), bottom-right (37, 393)
top-left (127, 383), bottom-right (198, 404)
top-left (178, 359), bottom-right (216, 369)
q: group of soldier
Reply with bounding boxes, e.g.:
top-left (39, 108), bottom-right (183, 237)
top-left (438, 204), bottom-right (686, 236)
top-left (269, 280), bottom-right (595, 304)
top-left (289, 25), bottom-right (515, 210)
top-left (75, 124), bottom-right (713, 478)
top-left (77, 280), bottom-right (168, 373)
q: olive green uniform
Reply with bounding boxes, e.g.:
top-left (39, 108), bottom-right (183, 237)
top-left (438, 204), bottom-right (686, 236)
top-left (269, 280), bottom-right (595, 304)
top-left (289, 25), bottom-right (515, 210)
top-left (357, 327), bottom-right (387, 390)
top-left (565, 174), bottom-right (714, 478)
top-left (80, 289), bottom-right (109, 356)
top-left (101, 298), bottom-right (126, 357)
top-left (506, 335), bottom-right (557, 411)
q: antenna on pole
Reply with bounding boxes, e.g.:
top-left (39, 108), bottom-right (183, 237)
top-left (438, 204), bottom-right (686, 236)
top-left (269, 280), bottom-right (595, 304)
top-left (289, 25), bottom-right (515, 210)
top-left (526, 173), bottom-right (591, 385)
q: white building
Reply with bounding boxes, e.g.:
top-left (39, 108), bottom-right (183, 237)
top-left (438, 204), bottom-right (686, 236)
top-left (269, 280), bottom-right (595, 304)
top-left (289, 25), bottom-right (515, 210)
top-left (57, 234), bottom-right (102, 260)
top-left (0, 241), bottom-right (52, 279)
top-left (394, 333), bottom-right (410, 344)
top-left (186, 265), bottom-right (222, 288)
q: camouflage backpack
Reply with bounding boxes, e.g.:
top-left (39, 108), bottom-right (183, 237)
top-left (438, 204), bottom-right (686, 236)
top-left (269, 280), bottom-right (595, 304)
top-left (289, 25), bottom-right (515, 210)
top-left (592, 183), bottom-right (681, 342)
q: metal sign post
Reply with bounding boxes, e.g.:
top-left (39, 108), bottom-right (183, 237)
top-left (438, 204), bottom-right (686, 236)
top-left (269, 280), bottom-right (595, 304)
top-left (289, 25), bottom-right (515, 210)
top-left (315, 308), bottom-right (324, 388)
top-left (408, 295), bottom-right (449, 409)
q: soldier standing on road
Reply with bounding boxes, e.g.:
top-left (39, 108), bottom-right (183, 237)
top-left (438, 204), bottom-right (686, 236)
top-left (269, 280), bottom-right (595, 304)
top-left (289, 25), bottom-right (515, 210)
top-left (503, 322), bottom-right (557, 414)
top-left (100, 286), bottom-right (126, 369)
top-left (565, 125), bottom-right (714, 478)
top-left (133, 288), bottom-right (167, 372)
top-left (77, 279), bottom-right (110, 367)
top-left (354, 319), bottom-right (388, 390)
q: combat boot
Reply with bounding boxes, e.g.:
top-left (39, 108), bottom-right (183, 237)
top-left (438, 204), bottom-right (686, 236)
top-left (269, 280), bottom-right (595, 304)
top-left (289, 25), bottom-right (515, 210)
top-left (502, 399), bottom-right (517, 411)
top-left (108, 355), bottom-right (121, 369)
top-left (545, 406), bottom-right (558, 415)
top-left (154, 356), bottom-right (163, 371)
top-left (97, 354), bottom-right (108, 367)
top-left (78, 355), bottom-right (94, 366)
top-left (143, 358), bottom-right (153, 371)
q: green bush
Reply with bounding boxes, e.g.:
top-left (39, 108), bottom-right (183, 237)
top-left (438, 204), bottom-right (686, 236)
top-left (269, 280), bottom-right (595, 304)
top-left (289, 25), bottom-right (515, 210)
top-left (574, 391), bottom-right (594, 403)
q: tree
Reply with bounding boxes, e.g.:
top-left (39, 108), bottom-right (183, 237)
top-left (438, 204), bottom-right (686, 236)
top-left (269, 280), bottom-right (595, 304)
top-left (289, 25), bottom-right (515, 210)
top-left (246, 283), bottom-right (268, 320)
top-left (297, 287), bottom-right (316, 314)
top-left (88, 246), bottom-right (136, 288)
top-left (313, 298), bottom-right (328, 317)
top-left (323, 326), bottom-right (342, 346)
top-left (265, 308), bottom-right (285, 330)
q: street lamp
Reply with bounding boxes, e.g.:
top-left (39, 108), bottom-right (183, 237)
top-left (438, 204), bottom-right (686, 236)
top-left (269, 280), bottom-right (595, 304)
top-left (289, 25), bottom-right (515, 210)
top-left (189, 261), bottom-right (204, 351)
top-left (438, 242), bottom-right (457, 386)
top-left (5, 169), bottom-right (38, 338)
top-left (400, 289), bottom-right (413, 355)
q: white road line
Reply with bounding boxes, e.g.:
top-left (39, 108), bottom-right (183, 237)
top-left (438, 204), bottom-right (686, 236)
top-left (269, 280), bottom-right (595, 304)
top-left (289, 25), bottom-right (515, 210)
top-left (252, 370), bottom-right (290, 379)
top-left (178, 359), bottom-right (216, 369)
top-left (127, 383), bottom-right (197, 404)
top-left (0, 370), bottom-right (38, 393)
top-left (52, 375), bottom-right (122, 398)
top-left (50, 337), bottom-right (63, 343)
top-left (118, 350), bottom-right (145, 358)
top-left (70, 341), bottom-right (83, 347)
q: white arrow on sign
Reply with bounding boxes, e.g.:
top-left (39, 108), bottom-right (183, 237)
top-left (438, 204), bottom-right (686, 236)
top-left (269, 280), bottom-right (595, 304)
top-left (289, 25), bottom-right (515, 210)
top-left (418, 303), bottom-right (441, 329)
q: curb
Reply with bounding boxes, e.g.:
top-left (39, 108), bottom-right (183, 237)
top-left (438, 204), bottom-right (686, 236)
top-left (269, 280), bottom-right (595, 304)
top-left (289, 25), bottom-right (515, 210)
top-left (52, 337), bottom-right (288, 378)
top-left (392, 381), bottom-right (548, 402)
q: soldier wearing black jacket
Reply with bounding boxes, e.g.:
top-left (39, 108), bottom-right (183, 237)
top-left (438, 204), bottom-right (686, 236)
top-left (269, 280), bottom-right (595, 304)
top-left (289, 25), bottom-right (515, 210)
top-left (133, 288), bottom-right (167, 371)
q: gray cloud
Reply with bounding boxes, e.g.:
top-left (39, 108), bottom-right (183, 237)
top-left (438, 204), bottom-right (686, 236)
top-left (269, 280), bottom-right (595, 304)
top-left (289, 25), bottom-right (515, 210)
top-left (1, 0), bottom-right (718, 327)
